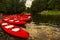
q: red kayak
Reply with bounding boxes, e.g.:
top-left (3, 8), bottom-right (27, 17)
top-left (0, 14), bottom-right (32, 39)
top-left (16, 14), bottom-right (32, 21)
top-left (1, 21), bottom-right (29, 39)
top-left (2, 14), bottom-right (32, 25)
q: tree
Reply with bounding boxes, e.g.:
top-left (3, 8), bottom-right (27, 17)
top-left (0, 0), bottom-right (26, 14)
top-left (30, 0), bottom-right (48, 14)
top-left (48, 0), bottom-right (60, 10)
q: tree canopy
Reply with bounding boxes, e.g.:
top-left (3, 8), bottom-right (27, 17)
top-left (0, 0), bottom-right (60, 14)
top-left (0, 0), bottom-right (25, 14)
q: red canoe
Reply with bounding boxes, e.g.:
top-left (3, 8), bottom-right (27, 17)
top-left (2, 16), bottom-right (26, 25)
top-left (1, 22), bottom-right (29, 39)
top-left (0, 14), bottom-right (32, 39)
top-left (2, 14), bottom-right (32, 25)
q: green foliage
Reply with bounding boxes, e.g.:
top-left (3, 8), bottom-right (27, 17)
top-left (32, 10), bottom-right (60, 25)
top-left (48, 0), bottom-right (60, 10)
top-left (30, 0), bottom-right (60, 14)
top-left (30, 0), bottom-right (48, 14)
top-left (40, 10), bottom-right (60, 15)
top-left (0, 0), bottom-right (60, 14)
top-left (0, 0), bottom-right (25, 14)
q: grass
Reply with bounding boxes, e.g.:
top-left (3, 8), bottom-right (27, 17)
top-left (40, 10), bottom-right (60, 15)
